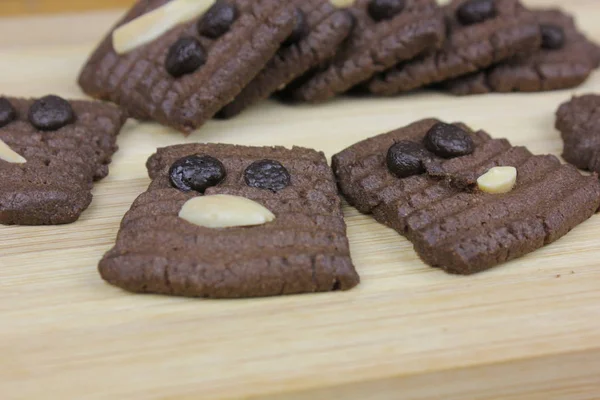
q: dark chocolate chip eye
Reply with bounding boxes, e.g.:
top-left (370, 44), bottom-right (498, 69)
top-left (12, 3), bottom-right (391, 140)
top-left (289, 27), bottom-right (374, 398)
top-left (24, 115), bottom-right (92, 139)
top-left (368, 0), bottom-right (405, 22)
top-left (169, 155), bottom-right (226, 193)
top-left (540, 24), bottom-right (565, 50)
top-left (198, 2), bottom-right (238, 39)
top-left (283, 8), bottom-right (309, 47)
top-left (244, 160), bottom-right (291, 192)
top-left (28, 95), bottom-right (75, 131)
top-left (456, 0), bottom-right (496, 26)
top-left (424, 123), bottom-right (475, 159)
top-left (165, 37), bottom-right (207, 78)
top-left (386, 141), bottom-right (430, 178)
top-left (0, 97), bottom-right (16, 128)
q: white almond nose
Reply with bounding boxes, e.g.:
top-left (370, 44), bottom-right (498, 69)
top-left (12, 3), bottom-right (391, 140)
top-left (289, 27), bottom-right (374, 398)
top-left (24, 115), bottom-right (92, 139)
top-left (178, 194), bottom-right (276, 229)
top-left (0, 138), bottom-right (26, 164)
top-left (112, 0), bottom-right (213, 54)
top-left (477, 166), bottom-right (517, 194)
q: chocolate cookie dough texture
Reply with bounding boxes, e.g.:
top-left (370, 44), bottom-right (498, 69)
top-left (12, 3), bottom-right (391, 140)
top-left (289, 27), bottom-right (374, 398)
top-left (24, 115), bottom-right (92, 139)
top-left (78, 0), bottom-right (296, 133)
top-left (556, 95), bottom-right (600, 174)
top-left (446, 9), bottom-right (600, 94)
top-left (283, 0), bottom-right (446, 103)
top-left (0, 95), bottom-right (126, 225)
top-left (99, 143), bottom-right (359, 298)
top-left (217, 0), bottom-right (355, 118)
top-left (367, 0), bottom-right (542, 95)
top-left (333, 119), bottom-right (600, 274)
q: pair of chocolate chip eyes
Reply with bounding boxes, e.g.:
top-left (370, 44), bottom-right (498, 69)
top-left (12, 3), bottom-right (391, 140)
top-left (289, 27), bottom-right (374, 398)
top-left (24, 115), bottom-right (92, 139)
top-left (368, 0), bottom-right (496, 24)
top-left (367, 0), bottom-right (493, 25)
top-left (367, 0), bottom-right (494, 26)
top-left (166, 2), bottom-right (311, 78)
top-left (169, 155), bottom-right (291, 194)
top-left (166, 2), bottom-right (239, 78)
top-left (0, 95), bottom-right (75, 131)
top-left (386, 123), bottom-right (475, 179)
top-left (456, 0), bottom-right (566, 49)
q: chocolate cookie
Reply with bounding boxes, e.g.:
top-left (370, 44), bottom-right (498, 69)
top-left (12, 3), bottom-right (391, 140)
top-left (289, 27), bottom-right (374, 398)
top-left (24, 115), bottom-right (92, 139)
top-left (78, 0), bottom-right (295, 133)
top-left (556, 94), bottom-right (600, 174)
top-left (98, 143), bottom-right (359, 298)
top-left (333, 119), bottom-right (600, 274)
top-left (216, 0), bottom-right (354, 118)
top-left (0, 96), bottom-right (127, 225)
top-left (281, 0), bottom-right (445, 103)
top-left (367, 0), bottom-right (541, 95)
top-left (445, 9), bottom-right (600, 95)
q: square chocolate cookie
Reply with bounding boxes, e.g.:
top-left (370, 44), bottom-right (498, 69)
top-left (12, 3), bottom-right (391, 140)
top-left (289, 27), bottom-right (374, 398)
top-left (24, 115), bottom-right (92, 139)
top-left (367, 0), bottom-right (541, 95)
top-left (78, 0), bottom-right (295, 133)
top-left (98, 143), bottom-right (359, 298)
top-left (282, 0), bottom-right (445, 103)
top-left (0, 95), bottom-right (126, 225)
top-left (217, 0), bottom-right (355, 118)
top-left (333, 119), bottom-right (600, 274)
top-left (446, 9), bottom-right (600, 94)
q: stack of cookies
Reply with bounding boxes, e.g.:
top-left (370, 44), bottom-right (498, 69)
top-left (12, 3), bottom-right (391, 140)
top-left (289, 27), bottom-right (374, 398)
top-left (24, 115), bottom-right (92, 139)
top-left (77, 0), bottom-right (600, 134)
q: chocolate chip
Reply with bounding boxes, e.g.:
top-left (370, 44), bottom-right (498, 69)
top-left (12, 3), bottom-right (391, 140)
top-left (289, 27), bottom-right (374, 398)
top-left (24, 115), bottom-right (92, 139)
top-left (169, 155), bottom-right (226, 193)
top-left (541, 24), bottom-right (565, 50)
top-left (386, 141), bottom-right (430, 178)
top-left (198, 2), bottom-right (238, 39)
top-left (424, 123), bottom-right (474, 158)
top-left (28, 95), bottom-right (75, 131)
top-left (0, 97), bottom-right (16, 128)
top-left (165, 37), bottom-right (207, 78)
top-left (368, 0), bottom-right (405, 22)
top-left (244, 160), bottom-right (290, 192)
top-left (283, 8), bottom-right (309, 47)
top-left (456, 0), bottom-right (496, 26)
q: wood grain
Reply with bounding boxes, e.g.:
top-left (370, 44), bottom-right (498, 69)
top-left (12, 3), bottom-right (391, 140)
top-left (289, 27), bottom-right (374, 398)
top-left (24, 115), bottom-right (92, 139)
top-left (1, 1), bottom-right (600, 399)
top-left (0, 0), bottom-right (134, 16)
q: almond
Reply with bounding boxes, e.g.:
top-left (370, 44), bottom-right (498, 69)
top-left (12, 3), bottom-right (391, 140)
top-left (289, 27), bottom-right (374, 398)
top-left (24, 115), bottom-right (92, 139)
top-left (179, 194), bottom-right (276, 228)
top-left (477, 166), bottom-right (517, 194)
top-left (113, 0), bottom-right (212, 54)
top-left (0, 139), bottom-right (26, 164)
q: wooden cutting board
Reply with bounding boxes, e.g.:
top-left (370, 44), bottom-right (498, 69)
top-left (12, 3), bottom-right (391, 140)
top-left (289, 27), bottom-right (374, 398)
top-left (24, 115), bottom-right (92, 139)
top-left (2, 1), bottom-right (600, 399)
top-left (0, 0), bottom-right (135, 16)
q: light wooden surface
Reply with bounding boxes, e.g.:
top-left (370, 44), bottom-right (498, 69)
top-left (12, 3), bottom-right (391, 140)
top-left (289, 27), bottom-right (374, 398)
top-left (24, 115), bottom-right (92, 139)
top-left (2, 1), bottom-right (600, 399)
top-left (0, 0), bottom-right (134, 16)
